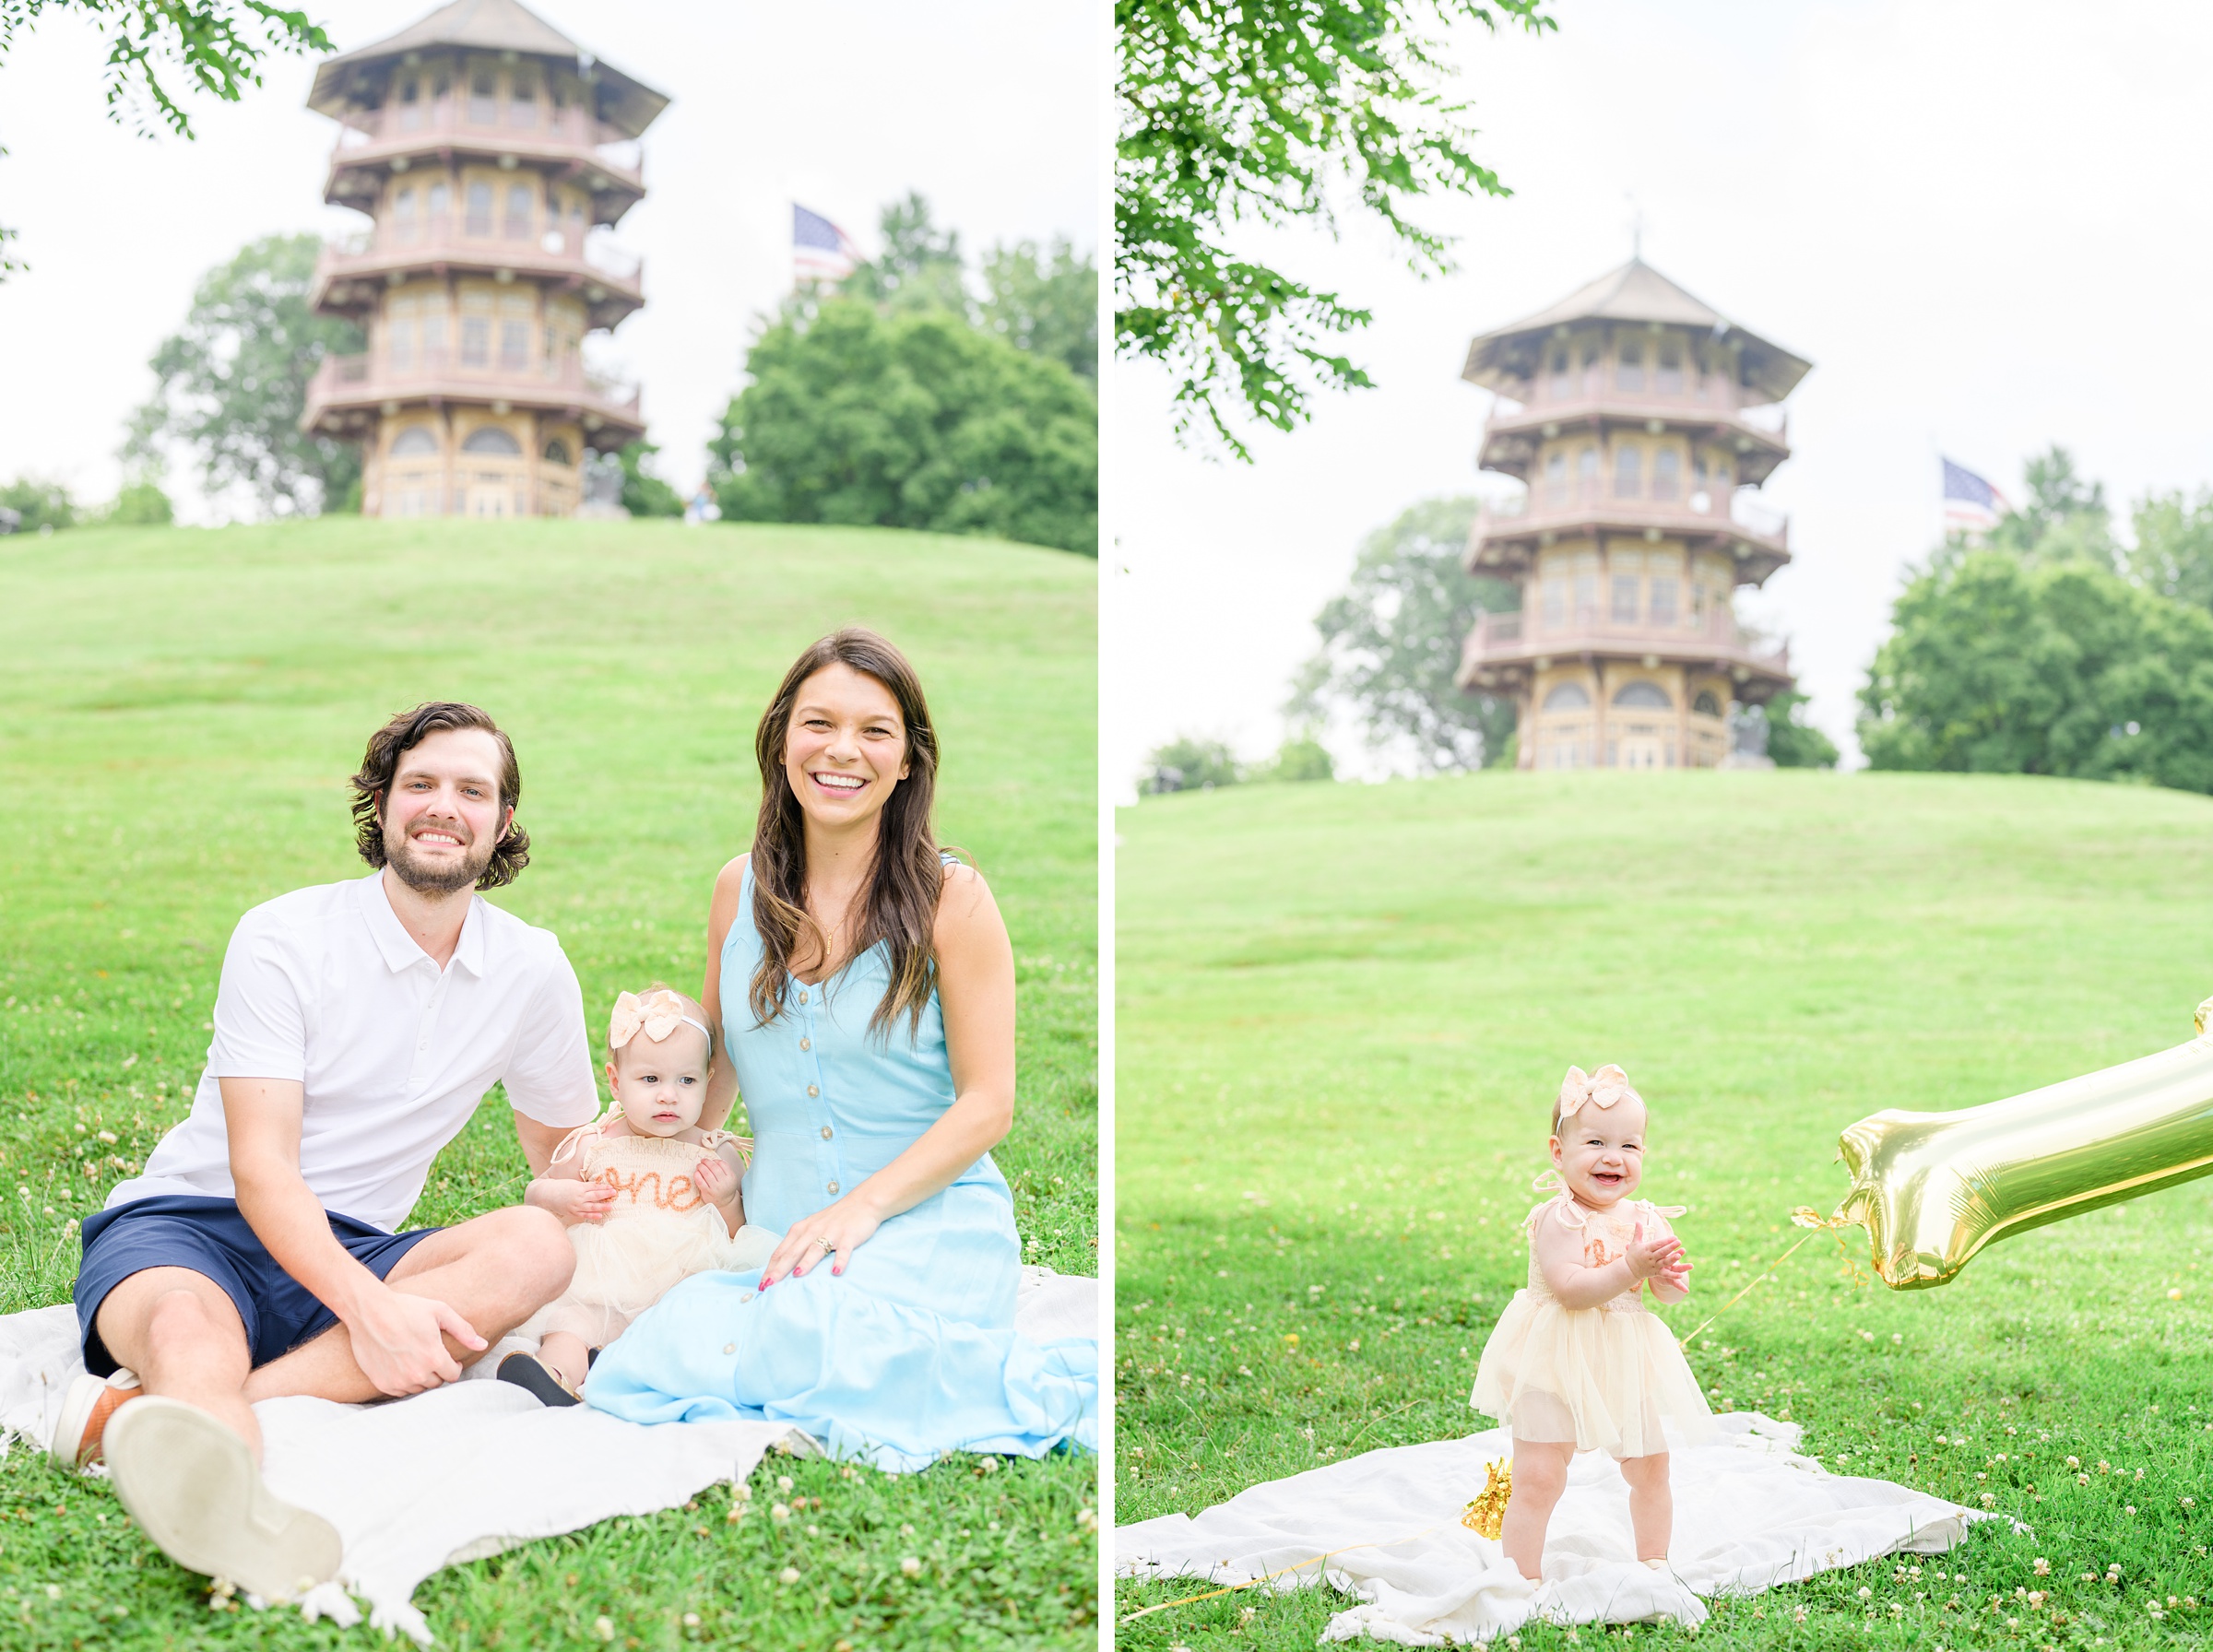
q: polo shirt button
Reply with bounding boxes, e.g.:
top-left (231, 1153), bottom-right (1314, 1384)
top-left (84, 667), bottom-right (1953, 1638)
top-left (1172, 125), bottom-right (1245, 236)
top-left (799, 1037), bottom-right (811, 1051)
top-left (827, 1180), bottom-right (839, 1195)
top-left (722, 1342), bottom-right (736, 1355)
top-left (820, 1126), bottom-right (832, 1139)
top-left (807, 1084), bottom-right (819, 1098)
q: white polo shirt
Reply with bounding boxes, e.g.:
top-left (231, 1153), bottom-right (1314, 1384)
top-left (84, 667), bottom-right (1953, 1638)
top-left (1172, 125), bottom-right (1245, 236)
top-left (110, 873), bottom-right (600, 1233)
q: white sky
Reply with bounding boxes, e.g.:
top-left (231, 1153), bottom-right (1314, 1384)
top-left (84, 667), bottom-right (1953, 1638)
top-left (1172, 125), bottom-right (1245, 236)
top-left (1106, 0), bottom-right (2213, 789)
top-left (0, 0), bottom-right (1097, 517)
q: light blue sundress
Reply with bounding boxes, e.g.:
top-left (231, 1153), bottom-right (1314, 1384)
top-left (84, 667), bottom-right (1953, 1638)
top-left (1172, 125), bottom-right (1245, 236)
top-left (584, 865), bottom-right (1097, 1469)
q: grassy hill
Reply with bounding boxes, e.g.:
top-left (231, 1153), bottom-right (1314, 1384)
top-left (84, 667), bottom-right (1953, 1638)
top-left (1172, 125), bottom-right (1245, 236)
top-left (1116, 769), bottom-right (2213, 1649)
top-left (0, 516), bottom-right (1095, 1648)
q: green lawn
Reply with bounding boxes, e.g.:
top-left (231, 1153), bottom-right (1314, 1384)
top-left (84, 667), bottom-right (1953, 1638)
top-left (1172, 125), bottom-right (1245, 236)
top-left (1115, 769), bottom-right (2213, 1649)
top-left (0, 516), bottom-right (1097, 1649)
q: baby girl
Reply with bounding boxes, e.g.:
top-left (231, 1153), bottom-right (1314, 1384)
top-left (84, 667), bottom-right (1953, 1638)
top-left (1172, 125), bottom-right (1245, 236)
top-left (1472, 1063), bottom-right (1715, 1579)
top-left (498, 986), bottom-right (775, 1404)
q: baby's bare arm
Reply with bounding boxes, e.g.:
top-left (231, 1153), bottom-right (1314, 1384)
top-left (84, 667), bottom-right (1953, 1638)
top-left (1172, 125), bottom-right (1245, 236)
top-left (525, 1149), bottom-right (615, 1224)
top-left (1533, 1213), bottom-right (1684, 1309)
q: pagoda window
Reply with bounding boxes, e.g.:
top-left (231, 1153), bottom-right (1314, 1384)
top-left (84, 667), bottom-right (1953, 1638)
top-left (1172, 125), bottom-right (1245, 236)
top-left (1613, 444), bottom-right (1641, 499)
top-left (1648, 576), bottom-right (1679, 626)
top-left (510, 69), bottom-right (539, 126)
top-left (420, 301), bottom-right (448, 367)
top-left (1614, 681), bottom-right (1672, 709)
top-left (1543, 452), bottom-right (1567, 507)
top-left (469, 71), bottom-right (497, 124)
top-left (543, 439), bottom-right (573, 466)
top-left (466, 181), bottom-right (494, 236)
top-left (1542, 682), bottom-right (1592, 712)
top-left (1576, 444), bottom-right (1599, 502)
top-left (504, 183), bottom-right (534, 240)
top-left (1651, 445), bottom-right (1681, 501)
top-left (1539, 575), bottom-right (1565, 631)
top-left (463, 426), bottom-right (523, 455)
top-left (427, 182), bottom-right (451, 233)
top-left (390, 424), bottom-right (439, 457)
top-left (1581, 346), bottom-right (1603, 395)
top-left (1611, 574), bottom-right (1640, 623)
top-left (460, 290), bottom-right (492, 367)
top-left (392, 187), bottom-right (417, 245)
top-left (1548, 347), bottom-right (1572, 400)
top-left (1693, 690), bottom-right (1724, 717)
top-left (1616, 341), bottom-right (1644, 393)
top-left (499, 319), bottom-right (530, 368)
top-left (385, 295), bottom-right (416, 370)
top-left (398, 78), bottom-right (423, 132)
top-left (1656, 341), bottom-right (1684, 395)
top-left (1713, 461), bottom-right (1732, 488)
top-left (1572, 552), bottom-right (1600, 625)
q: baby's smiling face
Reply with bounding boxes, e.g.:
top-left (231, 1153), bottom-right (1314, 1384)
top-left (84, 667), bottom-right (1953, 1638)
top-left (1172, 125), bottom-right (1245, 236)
top-left (606, 1023), bottom-right (713, 1138)
top-left (1550, 1098), bottom-right (1647, 1210)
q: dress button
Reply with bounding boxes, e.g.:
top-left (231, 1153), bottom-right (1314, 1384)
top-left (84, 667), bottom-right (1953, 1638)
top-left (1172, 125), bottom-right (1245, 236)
top-left (799, 1037), bottom-right (811, 1051)
top-left (827, 1180), bottom-right (839, 1195)
top-left (807, 1084), bottom-right (819, 1098)
top-left (820, 1126), bottom-right (833, 1139)
top-left (722, 1342), bottom-right (736, 1355)
top-left (798, 990), bottom-right (808, 1005)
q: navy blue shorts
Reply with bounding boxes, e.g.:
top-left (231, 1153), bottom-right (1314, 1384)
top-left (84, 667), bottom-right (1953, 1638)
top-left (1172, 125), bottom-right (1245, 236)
top-left (74, 1195), bottom-right (443, 1375)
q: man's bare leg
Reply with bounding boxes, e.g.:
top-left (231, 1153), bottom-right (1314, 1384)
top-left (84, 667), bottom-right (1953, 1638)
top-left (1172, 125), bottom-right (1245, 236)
top-left (242, 1205), bottom-right (573, 1406)
top-left (93, 1268), bottom-right (261, 1456)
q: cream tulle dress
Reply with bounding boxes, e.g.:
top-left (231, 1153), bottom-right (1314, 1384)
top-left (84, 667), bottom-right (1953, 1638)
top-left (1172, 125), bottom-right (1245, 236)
top-left (1471, 1188), bottom-right (1716, 1458)
top-left (520, 1124), bottom-right (779, 1349)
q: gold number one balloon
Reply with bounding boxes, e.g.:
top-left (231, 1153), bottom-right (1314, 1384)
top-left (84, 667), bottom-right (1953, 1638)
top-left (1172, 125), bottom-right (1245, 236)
top-left (1837, 997), bottom-right (2213, 1288)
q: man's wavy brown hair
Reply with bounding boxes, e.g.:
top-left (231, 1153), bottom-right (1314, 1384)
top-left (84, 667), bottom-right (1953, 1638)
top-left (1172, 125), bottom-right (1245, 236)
top-left (349, 702), bottom-right (530, 891)
top-left (748, 630), bottom-right (943, 1040)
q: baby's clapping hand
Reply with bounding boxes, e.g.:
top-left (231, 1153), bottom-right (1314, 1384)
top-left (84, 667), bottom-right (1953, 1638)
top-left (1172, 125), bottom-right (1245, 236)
top-left (531, 1177), bottom-right (615, 1225)
top-left (694, 1155), bottom-right (739, 1208)
top-left (1624, 1221), bottom-right (1686, 1282)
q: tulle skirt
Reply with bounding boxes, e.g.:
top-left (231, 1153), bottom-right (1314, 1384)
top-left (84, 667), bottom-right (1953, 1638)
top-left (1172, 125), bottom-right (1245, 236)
top-left (522, 1214), bottom-right (778, 1347)
top-left (1472, 1290), bottom-right (1716, 1458)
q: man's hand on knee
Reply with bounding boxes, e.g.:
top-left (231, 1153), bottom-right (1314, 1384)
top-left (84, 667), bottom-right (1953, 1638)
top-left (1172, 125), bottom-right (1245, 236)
top-left (342, 1280), bottom-right (487, 1395)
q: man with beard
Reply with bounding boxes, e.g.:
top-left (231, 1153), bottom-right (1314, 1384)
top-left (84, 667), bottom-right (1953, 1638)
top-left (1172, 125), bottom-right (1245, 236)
top-left (50, 702), bottom-right (600, 1599)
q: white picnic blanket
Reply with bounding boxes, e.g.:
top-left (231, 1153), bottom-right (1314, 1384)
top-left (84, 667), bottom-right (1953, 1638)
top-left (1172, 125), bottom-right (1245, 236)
top-left (0, 1267), bottom-right (1096, 1645)
top-left (1117, 1413), bottom-right (1992, 1645)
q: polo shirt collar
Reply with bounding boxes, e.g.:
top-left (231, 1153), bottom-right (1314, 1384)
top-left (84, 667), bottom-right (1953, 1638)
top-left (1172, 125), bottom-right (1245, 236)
top-left (358, 871), bottom-right (487, 976)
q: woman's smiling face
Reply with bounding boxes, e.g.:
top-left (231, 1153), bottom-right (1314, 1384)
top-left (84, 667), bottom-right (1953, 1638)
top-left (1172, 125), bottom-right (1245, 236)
top-left (1551, 1099), bottom-right (1647, 1209)
top-left (783, 663), bottom-right (909, 830)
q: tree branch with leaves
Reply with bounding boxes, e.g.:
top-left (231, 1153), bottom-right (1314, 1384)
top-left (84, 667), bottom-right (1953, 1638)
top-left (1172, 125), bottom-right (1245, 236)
top-left (1116, 0), bottom-right (1552, 457)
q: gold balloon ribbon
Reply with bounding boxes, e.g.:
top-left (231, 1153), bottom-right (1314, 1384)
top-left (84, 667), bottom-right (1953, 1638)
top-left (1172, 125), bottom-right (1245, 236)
top-left (1836, 997), bottom-right (2213, 1289)
top-left (1672, 1206), bottom-right (1858, 1349)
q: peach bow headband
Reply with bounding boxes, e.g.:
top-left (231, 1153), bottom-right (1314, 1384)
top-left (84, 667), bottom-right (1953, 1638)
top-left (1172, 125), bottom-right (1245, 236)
top-left (1557, 1063), bottom-right (1640, 1127)
top-left (608, 988), bottom-right (711, 1051)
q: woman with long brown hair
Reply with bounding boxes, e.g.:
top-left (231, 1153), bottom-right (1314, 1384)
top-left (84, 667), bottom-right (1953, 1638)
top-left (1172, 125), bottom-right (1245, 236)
top-left (581, 630), bottom-right (1095, 1467)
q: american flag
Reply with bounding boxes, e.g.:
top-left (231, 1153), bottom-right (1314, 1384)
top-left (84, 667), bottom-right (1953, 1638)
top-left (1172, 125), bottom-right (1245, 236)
top-left (793, 204), bottom-right (860, 284)
top-left (1941, 457), bottom-right (2010, 536)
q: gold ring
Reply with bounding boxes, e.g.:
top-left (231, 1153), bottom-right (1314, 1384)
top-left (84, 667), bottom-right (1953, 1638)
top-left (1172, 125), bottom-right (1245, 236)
top-left (814, 1236), bottom-right (835, 1253)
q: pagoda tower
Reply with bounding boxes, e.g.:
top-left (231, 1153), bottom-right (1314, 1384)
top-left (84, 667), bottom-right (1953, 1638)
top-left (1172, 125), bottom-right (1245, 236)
top-left (299, 0), bottom-right (668, 518)
top-left (1454, 260), bottom-right (1811, 770)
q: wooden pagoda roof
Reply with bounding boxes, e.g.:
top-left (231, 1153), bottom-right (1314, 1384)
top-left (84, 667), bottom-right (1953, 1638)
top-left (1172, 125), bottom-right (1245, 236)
top-left (1462, 259), bottom-right (1812, 405)
top-left (307, 0), bottom-right (669, 136)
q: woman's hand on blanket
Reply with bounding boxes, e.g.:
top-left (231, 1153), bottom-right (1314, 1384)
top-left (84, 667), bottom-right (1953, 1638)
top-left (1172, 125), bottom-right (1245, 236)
top-left (528, 1177), bottom-right (616, 1225)
top-left (761, 1196), bottom-right (883, 1285)
top-left (345, 1283), bottom-right (487, 1395)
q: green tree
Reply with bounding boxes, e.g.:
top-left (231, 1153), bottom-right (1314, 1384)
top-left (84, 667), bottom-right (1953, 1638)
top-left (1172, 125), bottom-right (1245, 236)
top-left (124, 233), bottom-right (362, 516)
top-left (1975, 444), bottom-right (2116, 571)
top-left (0, 2), bottom-right (332, 278)
top-left (1117, 0), bottom-right (1552, 456)
top-left (1289, 496), bottom-right (1519, 771)
top-left (1858, 551), bottom-right (2213, 792)
top-left (0, 477), bottom-right (77, 531)
top-left (843, 191), bottom-right (969, 315)
top-left (2125, 489), bottom-right (2213, 613)
top-left (1141, 735), bottom-right (1241, 794)
top-left (618, 441), bottom-right (683, 518)
top-left (100, 480), bottom-right (174, 525)
top-left (979, 238), bottom-right (1097, 381)
top-left (708, 298), bottom-right (1096, 556)
top-left (1740, 690), bottom-right (1838, 770)
top-left (1247, 734), bottom-right (1335, 783)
